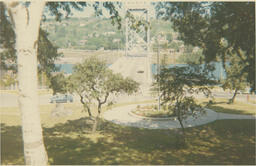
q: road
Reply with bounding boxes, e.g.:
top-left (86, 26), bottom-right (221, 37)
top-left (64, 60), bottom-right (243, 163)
top-left (0, 93), bottom-right (55, 107)
top-left (1, 55), bottom-right (255, 107)
top-left (109, 56), bottom-right (152, 96)
top-left (0, 92), bottom-right (152, 108)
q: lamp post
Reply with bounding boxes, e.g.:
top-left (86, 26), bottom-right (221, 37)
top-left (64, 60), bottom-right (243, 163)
top-left (157, 35), bottom-right (161, 112)
top-left (156, 33), bottom-right (167, 111)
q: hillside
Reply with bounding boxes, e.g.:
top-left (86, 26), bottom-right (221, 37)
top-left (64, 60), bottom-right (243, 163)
top-left (41, 17), bottom-right (181, 51)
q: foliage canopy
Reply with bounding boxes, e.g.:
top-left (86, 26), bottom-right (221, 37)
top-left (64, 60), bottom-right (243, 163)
top-left (156, 2), bottom-right (255, 90)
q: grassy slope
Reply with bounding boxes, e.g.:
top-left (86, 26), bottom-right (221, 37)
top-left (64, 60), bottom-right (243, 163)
top-left (197, 98), bottom-right (256, 115)
top-left (1, 119), bottom-right (255, 165)
top-left (1, 102), bottom-right (255, 165)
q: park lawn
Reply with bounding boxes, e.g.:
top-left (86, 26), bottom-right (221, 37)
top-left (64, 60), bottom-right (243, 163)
top-left (0, 100), bottom-right (155, 127)
top-left (1, 102), bottom-right (255, 165)
top-left (0, 104), bottom-right (84, 127)
top-left (197, 98), bottom-right (256, 115)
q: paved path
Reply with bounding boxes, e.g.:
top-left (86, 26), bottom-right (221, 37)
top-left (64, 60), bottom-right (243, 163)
top-left (103, 104), bottom-right (255, 129)
top-left (109, 56), bottom-right (152, 96)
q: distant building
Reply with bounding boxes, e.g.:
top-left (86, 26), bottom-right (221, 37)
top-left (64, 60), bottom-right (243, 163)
top-left (168, 49), bottom-right (175, 54)
top-left (79, 40), bottom-right (87, 45)
top-left (179, 45), bottom-right (185, 53)
top-left (113, 39), bottom-right (121, 43)
top-left (104, 31), bottom-right (115, 35)
top-left (192, 46), bottom-right (200, 53)
top-left (79, 23), bottom-right (86, 27)
top-left (172, 32), bottom-right (179, 40)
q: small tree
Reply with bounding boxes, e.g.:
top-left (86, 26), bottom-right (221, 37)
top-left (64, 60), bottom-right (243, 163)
top-left (68, 57), bottom-right (139, 132)
top-left (222, 55), bottom-right (248, 104)
top-left (177, 48), bottom-right (205, 64)
top-left (49, 73), bottom-right (68, 95)
top-left (153, 64), bottom-right (216, 144)
top-left (1, 1), bottom-right (121, 164)
top-left (156, 2), bottom-right (255, 92)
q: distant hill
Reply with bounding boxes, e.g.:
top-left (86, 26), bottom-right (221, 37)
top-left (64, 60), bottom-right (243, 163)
top-left (41, 17), bottom-right (182, 50)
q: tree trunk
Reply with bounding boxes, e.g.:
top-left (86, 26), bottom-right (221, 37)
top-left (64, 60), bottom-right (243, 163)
top-left (92, 114), bottom-right (100, 133)
top-left (176, 103), bottom-right (186, 145)
top-left (177, 116), bottom-right (186, 144)
top-left (85, 105), bottom-right (92, 117)
top-left (229, 88), bottom-right (238, 104)
top-left (5, 2), bottom-right (48, 165)
top-left (80, 95), bottom-right (92, 117)
top-left (92, 103), bottom-right (102, 133)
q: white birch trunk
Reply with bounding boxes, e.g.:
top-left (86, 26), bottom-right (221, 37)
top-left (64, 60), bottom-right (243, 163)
top-left (5, 1), bottom-right (48, 165)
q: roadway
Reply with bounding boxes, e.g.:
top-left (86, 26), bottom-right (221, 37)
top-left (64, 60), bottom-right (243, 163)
top-left (0, 93), bottom-right (54, 107)
top-left (1, 55), bottom-right (255, 107)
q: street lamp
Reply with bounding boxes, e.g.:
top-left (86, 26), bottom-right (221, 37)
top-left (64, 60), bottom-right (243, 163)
top-left (157, 35), bottom-right (161, 112)
top-left (156, 33), bottom-right (167, 111)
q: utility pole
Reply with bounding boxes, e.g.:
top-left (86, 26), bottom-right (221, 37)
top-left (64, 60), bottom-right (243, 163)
top-left (157, 38), bottom-right (161, 111)
top-left (125, 17), bottom-right (128, 56)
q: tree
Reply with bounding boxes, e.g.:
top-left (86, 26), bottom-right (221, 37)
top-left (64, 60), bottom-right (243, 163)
top-left (0, 3), bottom-right (16, 71)
top-left (222, 55), bottom-right (248, 103)
top-left (2, 2), bottom-right (48, 165)
top-left (153, 64), bottom-right (216, 145)
top-left (177, 48), bottom-right (205, 64)
top-left (67, 57), bottom-right (139, 132)
top-left (155, 2), bottom-right (255, 92)
top-left (37, 29), bottom-right (61, 77)
top-left (0, 3), bottom-right (61, 88)
top-left (1, 1), bottom-right (120, 165)
top-left (49, 73), bottom-right (68, 95)
top-left (0, 73), bottom-right (17, 89)
top-left (166, 33), bottom-right (173, 42)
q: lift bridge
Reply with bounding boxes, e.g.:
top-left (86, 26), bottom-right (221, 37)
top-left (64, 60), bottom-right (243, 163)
top-left (110, 1), bottom-right (153, 97)
top-left (125, 1), bottom-right (151, 57)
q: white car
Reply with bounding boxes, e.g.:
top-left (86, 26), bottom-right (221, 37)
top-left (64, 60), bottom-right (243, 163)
top-left (50, 94), bottom-right (73, 103)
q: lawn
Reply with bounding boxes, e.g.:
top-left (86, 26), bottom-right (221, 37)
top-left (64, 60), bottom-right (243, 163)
top-left (197, 98), bottom-right (256, 115)
top-left (1, 102), bottom-right (255, 165)
top-left (132, 104), bottom-right (175, 118)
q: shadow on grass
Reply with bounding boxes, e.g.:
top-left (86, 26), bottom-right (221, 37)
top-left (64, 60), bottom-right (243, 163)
top-left (203, 101), bottom-right (255, 115)
top-left (1, 118), bottom-right (255, 165)
top-left (208, 105), bottom-right (253, 115)
top-left (0, 124), bottom-right (24, 165)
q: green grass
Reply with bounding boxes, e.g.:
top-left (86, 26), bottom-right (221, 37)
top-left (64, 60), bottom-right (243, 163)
top-left (197, 98), bottom-right (256, 115)
top-left (0, 100), bottom-right (155, 127)
top-left (132, 104), bottom-right (175, 118)
top-left (1, 101), bottom-right (255, 165)
top-left (1, 119), bottom-right (255, 165)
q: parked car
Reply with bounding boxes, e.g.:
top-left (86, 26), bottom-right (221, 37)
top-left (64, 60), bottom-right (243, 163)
top-left (50, 94), bottom-right (73, 103)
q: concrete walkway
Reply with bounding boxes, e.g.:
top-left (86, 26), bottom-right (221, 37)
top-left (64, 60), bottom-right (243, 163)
top-left (103, 104), bottom-right (255, 129)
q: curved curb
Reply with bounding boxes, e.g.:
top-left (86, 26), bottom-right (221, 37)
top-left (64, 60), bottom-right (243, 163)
top-left (128, 111), bottom-right (177, 121)
top-left (103, 103), bottom-right (220, 129)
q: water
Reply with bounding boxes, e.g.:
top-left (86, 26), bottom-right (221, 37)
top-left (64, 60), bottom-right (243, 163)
top-left (151, 62), bottom-right (227, 80)
top-left (55, 64), bottom-right (112, 74)
top-left (56, 62), bottom-right (227, 80)
top-left (55, 64), bottom-right (74, 74)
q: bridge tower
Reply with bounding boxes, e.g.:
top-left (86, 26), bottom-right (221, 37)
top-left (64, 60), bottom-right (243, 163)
top-left (124, 1), bottom-right (151, 57)
top-left (121, 1), bottom-right (153, 95)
